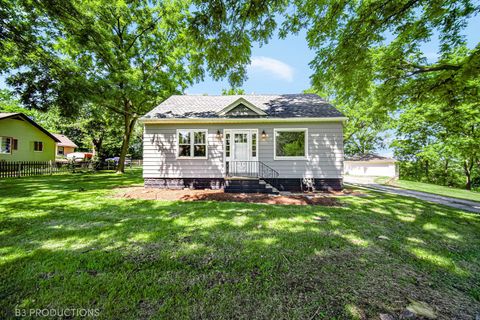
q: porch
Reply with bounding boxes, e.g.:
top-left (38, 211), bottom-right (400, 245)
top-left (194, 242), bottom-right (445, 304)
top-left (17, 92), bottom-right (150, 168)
top-left (225, 160), bottom-right (280, 194)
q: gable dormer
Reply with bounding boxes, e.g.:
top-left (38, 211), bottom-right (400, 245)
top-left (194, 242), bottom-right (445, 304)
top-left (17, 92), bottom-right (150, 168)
top-left (217, 97), bottom-right (267, 117)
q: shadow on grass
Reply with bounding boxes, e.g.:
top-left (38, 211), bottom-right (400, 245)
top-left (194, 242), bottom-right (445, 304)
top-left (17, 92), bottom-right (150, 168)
top-left (0, 170), bottom-right (479, 319)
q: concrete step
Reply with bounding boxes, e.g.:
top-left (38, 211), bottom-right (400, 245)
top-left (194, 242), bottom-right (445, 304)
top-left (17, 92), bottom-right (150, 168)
top-left (224, 178), bottom-right (278, 194)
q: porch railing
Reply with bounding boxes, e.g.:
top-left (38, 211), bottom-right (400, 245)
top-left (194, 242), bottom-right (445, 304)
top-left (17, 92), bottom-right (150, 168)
top-left (226, 161), bottom-right (279, 187)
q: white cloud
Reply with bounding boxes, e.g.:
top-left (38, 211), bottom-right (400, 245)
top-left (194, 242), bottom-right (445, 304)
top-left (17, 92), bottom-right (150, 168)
top-left (249, 56), bottom-right (294, 82)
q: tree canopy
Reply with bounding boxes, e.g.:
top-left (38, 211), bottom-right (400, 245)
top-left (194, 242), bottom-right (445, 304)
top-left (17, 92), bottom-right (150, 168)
top-left (1, 0), bottom-right (281, 171)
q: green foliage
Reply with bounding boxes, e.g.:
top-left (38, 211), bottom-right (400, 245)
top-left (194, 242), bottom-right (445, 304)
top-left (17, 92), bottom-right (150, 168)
top-left (222, 87), bottom-right (246, 95)
top-left (0, 90), bottom-right (132, 158)
top-left (282, 1), bottom-right (479, 107)
top-left (294, 2), bottom-right (480, 189)
top-left (391, 97), bottom-right (480, 189)
top-left (3, 0), bottom-right (271, 171)
top-left (275, 131), bottom-right (305, 157)
top-left (305, 88), bottom-right (388, 156)
top-left (0, 90), bottom-right (36, 116)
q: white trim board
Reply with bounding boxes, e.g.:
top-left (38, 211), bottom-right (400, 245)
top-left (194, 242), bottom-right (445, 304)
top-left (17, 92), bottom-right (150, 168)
top-left (141, 117), bottom-right (348, 124)
top-left (175, 129), bottom-right (208, 160)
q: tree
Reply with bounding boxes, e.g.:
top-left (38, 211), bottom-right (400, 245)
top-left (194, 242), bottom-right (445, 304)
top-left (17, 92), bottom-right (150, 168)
top-left (287, 1), bottom-right (479, 188)
top-left (392, 98), bottom-right (480, 189)
top-left (222, 88), bottom-right (246, 95)
top-left (304, 88), bottom-right (388, 156)
top-left (4, 0), bottom-right (280, 172)
top-left (280, 1), bottom-right (479, 109)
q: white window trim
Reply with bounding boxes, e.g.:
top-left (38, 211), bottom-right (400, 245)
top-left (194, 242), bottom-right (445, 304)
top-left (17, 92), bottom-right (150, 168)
top-left (251, 129), bottom-right (258, 159)
top-left (0, 136), bottom-right (12, 155)
top-left (273, 128), bottom-right (308, 160)
top-left (34, 141), bottom-right (44, 152)
top-left (223, 129), bottom-right (258, 161)
top-left (176, 129), bottom-right (208, 159)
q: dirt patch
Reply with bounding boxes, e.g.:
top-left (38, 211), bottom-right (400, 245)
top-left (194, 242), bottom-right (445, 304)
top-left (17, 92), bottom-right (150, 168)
top-left (181, 192), bottom-right (340, 206)
top-left (114, 187), bottom-right (342, 206)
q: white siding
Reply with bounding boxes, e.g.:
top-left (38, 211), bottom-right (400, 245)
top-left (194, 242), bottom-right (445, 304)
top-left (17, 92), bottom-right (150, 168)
top-left (143, 122), bottom-right (344, 179)
top-left (344, 161), bottom-right (397, 177)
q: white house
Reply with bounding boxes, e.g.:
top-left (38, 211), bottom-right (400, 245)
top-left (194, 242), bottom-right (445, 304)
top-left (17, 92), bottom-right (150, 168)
top-left (140, 94), bottom-right (347, 193)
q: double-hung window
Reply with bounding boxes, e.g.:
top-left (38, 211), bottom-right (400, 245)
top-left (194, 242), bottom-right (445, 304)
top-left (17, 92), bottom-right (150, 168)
top-left (177, 129), bottom-right (207, 158)
top-left (34, 141), bottom-right (43, 152)
top-left (0, 137), bottom-right (12, 154)
top-left (274, 128), bottom-right (308, 160)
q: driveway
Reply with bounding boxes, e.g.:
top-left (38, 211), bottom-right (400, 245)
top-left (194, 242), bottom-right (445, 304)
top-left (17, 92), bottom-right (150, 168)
top-left (344, 176), bottom-right (480, 213)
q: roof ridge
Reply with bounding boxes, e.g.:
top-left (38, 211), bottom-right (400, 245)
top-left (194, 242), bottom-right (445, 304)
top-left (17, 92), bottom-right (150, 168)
top-left (172, 93), bottom-right (316, 97)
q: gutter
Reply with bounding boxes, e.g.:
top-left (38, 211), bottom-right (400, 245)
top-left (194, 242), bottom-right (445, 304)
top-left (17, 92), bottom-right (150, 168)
top-left (140, 117), bottom-right (348, 124)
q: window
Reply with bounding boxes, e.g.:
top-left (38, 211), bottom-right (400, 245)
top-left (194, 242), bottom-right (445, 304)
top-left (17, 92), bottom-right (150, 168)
top-left (13, 139), bottom-right (18, 150)
top-left (58, 146), bottom-right (64, 155)
top-left (234, 133), bottom-right (247, 143)
top-left (177, 130), bottom-right (207, 158)
top-left (251, 132), bottom-right (257, 157)
top-left (225, 133), bottom-right (231, 157)
top-left (0, 137), bottom-right (12, 154)
top-left (34, 141), bottom-right (43, 152)
top-left (274, 129), bottom-right (307, 160)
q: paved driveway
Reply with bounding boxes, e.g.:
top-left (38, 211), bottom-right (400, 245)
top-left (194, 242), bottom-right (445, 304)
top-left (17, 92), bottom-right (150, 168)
top-left (344, 176), bottom-right (480, 213)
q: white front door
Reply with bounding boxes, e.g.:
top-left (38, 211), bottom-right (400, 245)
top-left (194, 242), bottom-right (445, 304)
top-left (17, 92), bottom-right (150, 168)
top-left (224, 129), bottom-right (258, 176)
top-left (233, 132), bottom-right (249, 160)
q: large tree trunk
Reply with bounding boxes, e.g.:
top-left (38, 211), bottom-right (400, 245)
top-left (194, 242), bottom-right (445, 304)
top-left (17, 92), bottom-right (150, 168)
top-left (117, 102), bottom-right (137, 173)
top-left (92, 135), bottom-right (104, 159)
top-left (443, 158), bottom-right (449, 185)
top-left (424, 160), bottom-right (429, 181)
top-left (463, 159), bottom-right (473, 190)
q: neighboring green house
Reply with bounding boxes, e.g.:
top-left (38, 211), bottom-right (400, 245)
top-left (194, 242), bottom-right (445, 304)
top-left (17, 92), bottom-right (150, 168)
top-left (0, 113), bottom-right (60, 162)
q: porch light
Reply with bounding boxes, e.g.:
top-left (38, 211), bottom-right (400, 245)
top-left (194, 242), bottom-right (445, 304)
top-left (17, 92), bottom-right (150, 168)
top-left (216, 129), bottom-right (222, 139)
top-left (261, 130), bottom-right (267, 140)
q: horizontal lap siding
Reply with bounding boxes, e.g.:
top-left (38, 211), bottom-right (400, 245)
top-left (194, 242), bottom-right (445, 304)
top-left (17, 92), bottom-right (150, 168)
top-left (258, 125), bottom-right (343, 178)
top-left (143, 122), bottom-right (343, 179)
top-left (143, 126), bottom-right (223, 178)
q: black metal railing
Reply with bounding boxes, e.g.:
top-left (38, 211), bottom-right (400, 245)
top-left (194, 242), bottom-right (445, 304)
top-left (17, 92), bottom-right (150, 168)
top-left (226, 161), bottom-right (279, 187)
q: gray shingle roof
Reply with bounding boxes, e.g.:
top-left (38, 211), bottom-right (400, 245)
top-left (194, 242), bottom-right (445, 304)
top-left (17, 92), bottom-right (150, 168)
top-left (142, 94), bottom-right (345, 119)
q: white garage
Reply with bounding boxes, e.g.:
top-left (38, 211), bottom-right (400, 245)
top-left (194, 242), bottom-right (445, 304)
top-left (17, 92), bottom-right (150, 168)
top-left (344, 154), bottom-right (398, 177)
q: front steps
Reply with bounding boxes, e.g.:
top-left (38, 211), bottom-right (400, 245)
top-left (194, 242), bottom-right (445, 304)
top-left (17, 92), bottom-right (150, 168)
top-left (224, 177), bottom-right (279, 194)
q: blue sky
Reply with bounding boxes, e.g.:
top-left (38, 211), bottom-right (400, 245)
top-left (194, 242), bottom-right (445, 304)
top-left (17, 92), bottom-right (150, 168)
top-left (188, 29), bottom-right (314, 95)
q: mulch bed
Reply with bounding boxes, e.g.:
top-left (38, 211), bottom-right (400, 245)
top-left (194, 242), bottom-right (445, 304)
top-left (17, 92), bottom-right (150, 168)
top-left (114, 187), bottom-right (349, 206)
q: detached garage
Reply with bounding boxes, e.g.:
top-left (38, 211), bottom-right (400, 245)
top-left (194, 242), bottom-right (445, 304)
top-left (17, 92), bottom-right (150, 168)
top-left (344, 154), bottom-right (398, 177)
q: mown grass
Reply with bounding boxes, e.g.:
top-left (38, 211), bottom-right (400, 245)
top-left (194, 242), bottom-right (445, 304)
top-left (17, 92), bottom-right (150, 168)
top-left (1, 169), bottom-right (479, 319)
top-left (376, 177), bottom-right (480, 202)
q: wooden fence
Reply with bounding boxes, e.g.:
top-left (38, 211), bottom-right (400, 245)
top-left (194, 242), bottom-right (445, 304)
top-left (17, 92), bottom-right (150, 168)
top-left (0, 160), bottom-right (143, 178)
top-left (0, 161), bottom-right (89, 178)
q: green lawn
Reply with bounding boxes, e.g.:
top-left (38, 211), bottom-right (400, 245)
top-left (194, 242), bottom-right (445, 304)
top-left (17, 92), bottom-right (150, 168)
top-left (1, 170), bottom-right (479, 319)
top-left (376, 177), bottom-right (480, 202)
